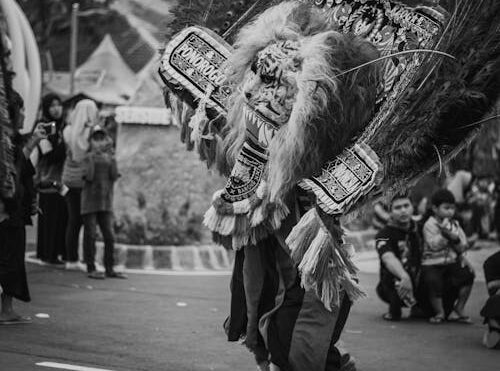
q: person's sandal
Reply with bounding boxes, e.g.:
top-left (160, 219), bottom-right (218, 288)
top-left (88, 271), bottom-right (105, 279)
top-left (105, 271), bottom-right (127, 279)
top-left (448, 311), bottom-right (472, 324)
top-left (429, 315), bottom-right (444, 324)
top-left (0, 315), bottom-right (32, 325)
top-left (383, 313), bottom-right (401, 321)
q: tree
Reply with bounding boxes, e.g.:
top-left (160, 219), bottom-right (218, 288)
top-left (166, 0), bottom-right (272, 41)
top-left (15, 0), bottom-right (152, 72)
top-left (16, 0), bottom-right (111, 49)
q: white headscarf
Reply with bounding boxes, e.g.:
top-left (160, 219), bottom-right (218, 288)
top-left (63, 99), bottom-right (99, 162)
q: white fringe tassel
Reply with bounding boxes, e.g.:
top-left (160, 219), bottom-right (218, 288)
top-left (286, 208), bottom-right (365, 311)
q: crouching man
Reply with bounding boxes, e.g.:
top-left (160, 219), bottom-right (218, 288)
top-left (376, 192), bottom-right (421, 321)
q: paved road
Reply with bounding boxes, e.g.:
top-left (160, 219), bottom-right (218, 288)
top-left (1, 256), bottom-right (500, 371)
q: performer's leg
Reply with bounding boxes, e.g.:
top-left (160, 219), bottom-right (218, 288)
top-left (243, 245), bottom-right (266, 358)
top-left (324, 294), bottom-right (355, 371)
top-left (225, 249), bottom-right (247, 341)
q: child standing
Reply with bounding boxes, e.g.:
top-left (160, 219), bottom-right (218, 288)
top-left (422, 189), bottom-right (474, 323)
top-left (81, 126), bottom-right (126, 279)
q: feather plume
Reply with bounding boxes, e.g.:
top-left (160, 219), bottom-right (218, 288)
top-left (361, 0), bottom-right (500, 201)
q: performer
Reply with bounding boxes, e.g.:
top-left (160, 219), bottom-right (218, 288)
top-left (160, 1), bottom-right (500, 369)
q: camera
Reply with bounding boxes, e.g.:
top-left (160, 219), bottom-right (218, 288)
top-left (41, 121), bottom-right (57, 135)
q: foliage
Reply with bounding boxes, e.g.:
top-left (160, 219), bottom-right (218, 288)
top-left (16, 0), bottom-right (152, 72)
top-left (114, 193), bottom-right (205, 246)
top-left (17, 0), bottom-right (112, 48)
top-left (166, 0), bottom-right (272, 40)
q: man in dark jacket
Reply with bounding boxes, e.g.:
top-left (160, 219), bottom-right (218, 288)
top-left (375, 191), bottom-right (422, 321)
top-left (0, 91), bottom-right (46, 324)
top-left (481, 251), bottom-right (500, 348)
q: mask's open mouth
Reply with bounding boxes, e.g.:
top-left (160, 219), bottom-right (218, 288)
top-left (243, 103), bottom-right (280, 147)
top-left (244, 102), bottom-right (280, 130)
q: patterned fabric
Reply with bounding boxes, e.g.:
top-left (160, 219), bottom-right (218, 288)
top-left (160, 27), bottom-right (233, 114)
top-left (0, 27), bottom-right (16, 199)
top-left (205, 135), bottom-right (289, 250)
top-left (298, 0), bottom-right (443, 215)
top-left (301, 0), bottom-right (442, 108)
top-left (299, 142), bottom-right (382, 215)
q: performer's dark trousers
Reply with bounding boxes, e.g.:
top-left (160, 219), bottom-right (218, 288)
top-left (226, 239), bottom-right (353, 371)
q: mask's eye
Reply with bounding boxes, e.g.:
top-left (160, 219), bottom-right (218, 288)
top-left (250, 61), bottom-right (258, 74)
top-left (260, 74), bottom-right (274, 85)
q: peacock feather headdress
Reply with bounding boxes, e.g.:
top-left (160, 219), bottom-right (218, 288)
top-left (160, 0), bottom-right (500, 310)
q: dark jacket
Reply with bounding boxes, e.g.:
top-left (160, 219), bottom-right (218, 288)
top-left (2, 133), bottom-right (36, 226)
top-left (375, 220), bottom-right (422, 286)
top-left (81, 151), bottom-right (119, 215)
top-left (34, 95), bottom-right (66, 193)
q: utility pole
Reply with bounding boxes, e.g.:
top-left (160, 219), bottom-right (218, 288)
top-left (69, 2), bottom-right (79, 96)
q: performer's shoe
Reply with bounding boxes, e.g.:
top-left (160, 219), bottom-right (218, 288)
top-left (105, 271), bottom-right (128, 279)
top-left (340, 353), bottom-right (357, 371)
top-left (382, 312), bottom-right (401, 321)
top-left (88, 271), bottom-right (105, 279)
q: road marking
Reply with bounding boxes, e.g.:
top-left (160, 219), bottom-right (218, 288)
top-left (36, 362), bottom-right (115, 371)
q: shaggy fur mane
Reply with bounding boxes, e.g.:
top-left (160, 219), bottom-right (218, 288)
top-left (222, 1), bottom-right (380, 201)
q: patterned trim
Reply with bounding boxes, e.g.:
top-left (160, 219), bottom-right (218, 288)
top-left (298, 0), bottom-right (444, 143)
top-left (299, 143), bottom-right (382, 215)
top-left (160, 27), bottom-right (234, 114)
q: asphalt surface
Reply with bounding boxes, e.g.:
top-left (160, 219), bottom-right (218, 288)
top-left (1, 258), bottom-right (500, 371)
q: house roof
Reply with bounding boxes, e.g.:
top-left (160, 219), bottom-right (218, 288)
top-left (127, 57), bottom-right (165, 107)
top-left (45, 34), bottom-right (140, 105)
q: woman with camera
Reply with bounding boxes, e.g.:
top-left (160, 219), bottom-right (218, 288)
top-left (33, 93), bottom-right (68, 265)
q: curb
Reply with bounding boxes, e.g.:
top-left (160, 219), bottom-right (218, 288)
top-left (26, 230), bottom-right (377, 273)
top-left (105, 230), bottom-right (375, 271)
top-left (26, 243), bottom-right (235, 274)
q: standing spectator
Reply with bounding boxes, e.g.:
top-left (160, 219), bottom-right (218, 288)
top-left (421, 189), bottom-right (475, 324)
top-left (0, 92), bottom-right (45, 324)
top-left (375, 192), bottom-right (421, 321)
top-left (446, 165), bottom-right (473, 206)
top-left (62, 99), bottom-right (98, 270)
top-left (481, 250), bottom-right (500, 349)
top-left (34, 93), bottom-right (67, 265)
top-left (82, 126), bottom-right (125, 279)
top-left (468, 175), bottom-right (494, 239)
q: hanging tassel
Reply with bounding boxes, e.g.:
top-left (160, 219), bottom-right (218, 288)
top-left (286, 208), bottom-right (321, 262)
top-left (188, 103), bottom-right (208, 148)
top-left (203, 206), bottom-right (236, 236)
top-left (268, 202), bottom-right (290, 230)
top-left (232, 234), bottom-right (249, 250)
top-left (189, 85), bottom-right (214, 151)
top-left (286, 208), bottom-right (365, 311)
